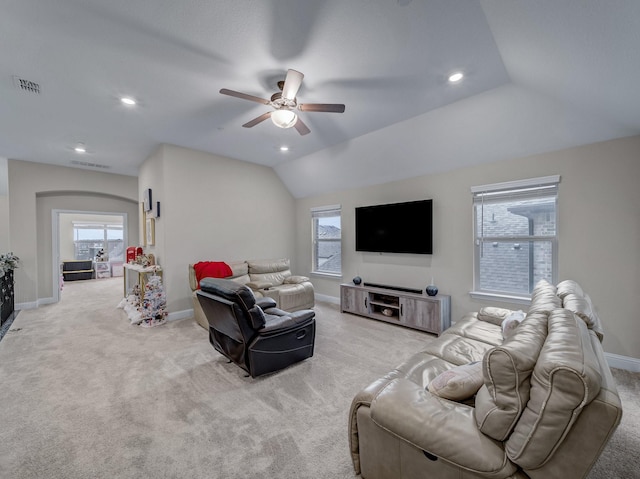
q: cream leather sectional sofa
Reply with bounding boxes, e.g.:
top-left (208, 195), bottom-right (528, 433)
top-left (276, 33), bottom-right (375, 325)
top-left (349, 279), bottom-right (621, 479)
top-left (188, 258), bottom-right (314, 330)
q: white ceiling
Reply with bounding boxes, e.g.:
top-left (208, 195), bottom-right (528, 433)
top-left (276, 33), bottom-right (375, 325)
top-left (2, 0), bottom-right (639, 198)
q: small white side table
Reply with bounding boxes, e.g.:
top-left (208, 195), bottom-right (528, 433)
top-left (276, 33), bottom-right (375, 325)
top-left (122, 263), bottom-right (163, 297)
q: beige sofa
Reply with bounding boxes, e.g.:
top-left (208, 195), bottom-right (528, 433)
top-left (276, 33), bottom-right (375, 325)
top-left (188, 258), bottom-right (314, 330)
top-left (349, 279), bottom-right (622, 479)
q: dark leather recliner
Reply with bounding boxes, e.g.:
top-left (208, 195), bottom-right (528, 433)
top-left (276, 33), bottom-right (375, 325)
top-left (196, 277), bottom-right (316, 378)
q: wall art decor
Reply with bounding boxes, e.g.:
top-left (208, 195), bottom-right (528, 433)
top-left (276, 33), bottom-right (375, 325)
top-left (143, 188), bottom-right (153, 212)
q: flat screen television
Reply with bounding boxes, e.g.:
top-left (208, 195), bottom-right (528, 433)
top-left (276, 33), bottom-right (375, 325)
top-left (355, 199), bottom-right (433, 254)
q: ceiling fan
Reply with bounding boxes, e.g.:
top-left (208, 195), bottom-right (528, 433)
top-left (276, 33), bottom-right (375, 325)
top-left (219, 69), bottom-right (345, 136)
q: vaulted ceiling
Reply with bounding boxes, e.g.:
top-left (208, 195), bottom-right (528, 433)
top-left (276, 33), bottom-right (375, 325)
top-left (2, 1), bottom-right (639, 198)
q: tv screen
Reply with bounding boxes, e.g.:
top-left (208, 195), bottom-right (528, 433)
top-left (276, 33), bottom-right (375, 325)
top-left (355, 199), bottom-right (433, 254)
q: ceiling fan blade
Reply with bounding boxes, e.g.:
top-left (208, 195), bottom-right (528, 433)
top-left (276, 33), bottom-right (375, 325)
top-left (242, 111), bottom-right (272, 128)
top-left (220, 88), bottom-right (270, 105)
top-left (281, 69), bottom-right (304, 101)
top-left (293, 117), bottom-right (311, 136)
top-left (298, 103), bottom-right (345, 113)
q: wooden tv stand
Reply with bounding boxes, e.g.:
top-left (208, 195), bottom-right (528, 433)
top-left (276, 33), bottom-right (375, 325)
top-left (340, 283), bottom-right (451, 335)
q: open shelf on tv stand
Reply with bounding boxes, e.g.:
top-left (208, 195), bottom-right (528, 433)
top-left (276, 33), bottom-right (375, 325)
top-left (340, 283), bottom-right (451, 335)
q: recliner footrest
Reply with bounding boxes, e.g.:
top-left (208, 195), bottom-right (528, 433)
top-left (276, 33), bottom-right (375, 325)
top-left (249, 320), bottom-right (315, 377)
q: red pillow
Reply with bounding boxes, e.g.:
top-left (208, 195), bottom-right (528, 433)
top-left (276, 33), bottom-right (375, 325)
top-left (193, 261), bottom-right (233, 288)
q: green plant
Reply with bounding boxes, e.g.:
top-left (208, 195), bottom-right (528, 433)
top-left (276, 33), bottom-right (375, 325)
top-left (0, 252), bottom-right (20, 278)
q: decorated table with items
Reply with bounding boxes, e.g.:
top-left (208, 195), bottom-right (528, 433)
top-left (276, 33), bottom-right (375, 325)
top-left (118, 262), bottom-right (167, 328)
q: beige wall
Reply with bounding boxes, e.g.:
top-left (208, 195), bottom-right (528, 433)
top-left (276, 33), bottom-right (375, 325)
top-left (296, 135), bottom-right (640, 359)
top-left (8, 160), bottom-right (138, 305)
top-left (138, 144), bottom-right (296, 314)
top-left (0, 158), bottom-right (9, 252)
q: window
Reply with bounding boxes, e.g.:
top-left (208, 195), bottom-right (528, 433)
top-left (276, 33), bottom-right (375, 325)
top-left (73, 222), bottom-right (124, 261)
top-left (311, 205), bottom-right (342, 276)
top-left (471, 176), bottom-right (560, 300)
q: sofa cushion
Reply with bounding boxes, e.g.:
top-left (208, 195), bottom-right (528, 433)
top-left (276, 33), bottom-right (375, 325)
top-left (248, 258), bottom-right (292, 286)
top-left (527, 279), bottom-right (562, 314)
top-left (474, 311), bottom-right (549, 441)
top-left (531, 279), bottom-right (556, 298)
top-left (443, 314), bottom-right (504, 347)
top-left (226, 261), bottom-right (250, 284)
top-left (427, 361), bottom-right (483, 401)
top-left (260, 282), bottom-right (314, 312)
top-left (246, 280), bottom-right (273, 290)
top-left (501, 310), bottom-right (525, 339)
top-left (193, 261), bottom-right (233, 289)
top-left (477, 307), bottom-right (514, 326)
top-left (562, 293), bottom-right (605, 341)
top-left (284, 275), bottom-right (310, 284)
top-left (247, 258), bottom-right (290, 274)
top-left (505, 308), bottom-right (602, 469)
top-left (421, 334), bottom-right (499, 367)
top-left (556, 279), bottom-right (584, 299)
top-left (527, 292), bottom-right (562, 315)
top-left (188, 261), bottom-right (250, 291)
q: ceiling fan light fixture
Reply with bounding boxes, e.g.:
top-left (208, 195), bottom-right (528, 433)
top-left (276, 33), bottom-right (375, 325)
top-left (448, 72), bottom-right (464, 83)
top-left (271, 109), bottom-right (297, 129)
top-left (120, 96), bottom-right (137, 106)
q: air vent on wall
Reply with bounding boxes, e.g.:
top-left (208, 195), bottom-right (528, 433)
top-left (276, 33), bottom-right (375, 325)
top-left (71, 160), bottom-right (110, 170)
top-left (12, 75), bottom-right (41, 94)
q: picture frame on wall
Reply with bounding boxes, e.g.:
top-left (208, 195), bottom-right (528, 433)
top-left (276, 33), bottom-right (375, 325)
top-left (143, 188), bottom-right (152, 212)
top-left (146, 218), bottom-right (155, 246)
top-left (141, 202), bottom-right (147, 246)
top-left (148, 201), bottom-right (160, 219)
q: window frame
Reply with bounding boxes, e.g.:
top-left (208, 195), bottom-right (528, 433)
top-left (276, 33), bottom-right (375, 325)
top-left (311, 204), bottom-right (342, 278)
top-left (470, 176), bottom-right (560, 304)
top-left (73, 222), bottom-right (124, 261)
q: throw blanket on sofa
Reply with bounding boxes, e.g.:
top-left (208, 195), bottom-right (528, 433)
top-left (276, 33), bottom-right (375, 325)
top-left (193, 261), bottom-right (233, 289)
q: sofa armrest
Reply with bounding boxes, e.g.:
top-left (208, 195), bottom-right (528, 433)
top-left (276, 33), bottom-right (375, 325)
top-left (370, 378), bottom-right (516, 477)
top-left (261, 309), bottom-right (315, 333)
top-left (188, 264), bottom-right (198, 291)
top-left (255, 297), bottom-right (277, 310)
top-left (246, 281), bottom-right (273, 290)
top-left (284, 275), bottom-right (310, 284)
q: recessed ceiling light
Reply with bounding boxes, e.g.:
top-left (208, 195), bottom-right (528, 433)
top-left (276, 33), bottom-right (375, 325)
top-left (280, 146), bottom-right (290, 152)
top-left (120, 97), bottom-right (136, 106)
top-left (448, 72), bottom-right (464, 83)
top-left (74, 143), bottom-right (86, 153)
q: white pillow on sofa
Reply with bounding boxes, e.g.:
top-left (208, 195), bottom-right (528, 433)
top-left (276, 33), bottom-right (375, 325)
top-left (477, 307), bottom-right (514, 326)
top-left (427, 362), bottom-right (484, 401)
top-left (502, 310), bottom-right (525, 339)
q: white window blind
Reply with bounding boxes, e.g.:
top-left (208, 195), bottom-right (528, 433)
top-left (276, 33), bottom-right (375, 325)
top-left (471, 176), bottom-right (560, 299)
top-left (311, 205), bottom-right (342, 276)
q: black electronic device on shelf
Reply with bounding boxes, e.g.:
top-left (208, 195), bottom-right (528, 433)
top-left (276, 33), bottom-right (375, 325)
top-left (363, 282), bottom-right (423, 295)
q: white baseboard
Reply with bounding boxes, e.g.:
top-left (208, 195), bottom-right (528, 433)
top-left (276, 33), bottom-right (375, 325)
top-left (167, 309), bottom-right (193, 322)
top-left (605, 353), bottom-right (640, 372)
top-left (15, 301), bottom-right (38, 310)
top-left (315, 293), bottom-right (340, 305)
top-left (38, 297), bottom-right (56, 307)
